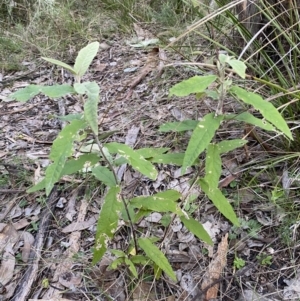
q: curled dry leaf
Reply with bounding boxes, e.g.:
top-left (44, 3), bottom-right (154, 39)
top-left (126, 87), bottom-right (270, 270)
top-left (201, 233), bottom-right (228, 301)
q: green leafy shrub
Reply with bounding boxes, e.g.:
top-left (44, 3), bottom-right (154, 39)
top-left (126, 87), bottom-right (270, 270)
top-left (10, 42), bottom-right (213, 280)
top-left (10, 43), bottom-right (292, 280)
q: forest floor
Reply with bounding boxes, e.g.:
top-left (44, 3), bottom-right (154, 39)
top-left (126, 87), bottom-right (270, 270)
top-left (0, 21), bottom-right (300, 301)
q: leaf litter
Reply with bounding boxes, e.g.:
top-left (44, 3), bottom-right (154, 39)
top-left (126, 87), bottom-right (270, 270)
top-left (0, 27), bottom-right (299, 301)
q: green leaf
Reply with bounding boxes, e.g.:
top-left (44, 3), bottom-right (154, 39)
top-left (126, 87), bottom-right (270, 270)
top-left (138, 238), bottom-right (176, 281)
top-left (159, 120), bottom-right (198, 132)
top-left (169, 75), bottom-right (217, 97)
top-left (205, 144), bottom-right (221, 189)
top-left (10, 85), bottom-right (42, 102)
top-left (74, 41), bottom-right (99, 76)
top-left (230, 86), bottom-right (292, 139)
top-left (130, 255), bottom-right (150, 265)
top-left (92, 166), bottom-right (117, 187)
top-left (227, 59), bottom-right (246, 79)
top-left (10, 84), bottom-right (75, 102)
top-left (42, 84), bottom-right (75, 98)
top-left (110, 249), bottom-right (126, 257)
top-left (231, 112), bottom-right (276, 131)
top-left (124, 258), bottom-right (138, 278)
top-left (217, 139), bottom-right (248, 153)
top-left (42, 57), bottom-right (76, 74)
top-left (109, 257), bottom-right (124, 270)
top-left (180, 216), bottom-right (213, 245)
top-left (74, 81), bottom-right (100, 135)
top-left (136, 147), bottom-right (170, 158)
top-left (105, 142), bottom-right (157, 180)
top-left (27, 178), bottom-right (46, 193)
top-left (182, 113), bottom-right (223, 174)
top-left (45, 119), bottom-right (87, 195)
top-left (93, 186), bottom-right (122, 264)
top-left (130, 190), bottom-right (182, 214)
top-left (74, 83), bottom-right (87, 94)
top-left (199, 179), bottom-right (239, 226)
top-left (150, 153), bottom-right (185, 165)
top-left (27, 153), bottom-right (99, 193)
top-left (62, 154), bottom-right (99, 175)
top-left (84, 94), bottom-right (99, 135)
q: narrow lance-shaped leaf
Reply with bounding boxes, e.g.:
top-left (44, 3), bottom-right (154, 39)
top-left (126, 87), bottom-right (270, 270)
top-left (138, 238), bottom-right (176, 281)
top-left (93, 186), bottom-right (122, 264)
top-left (42, 84), bottom-right (75, 98)
top-left (105, 142), bottom-right (157, 180)
top-left (92, 166), bottom-right (117, 187)
top-left (229, 112), bottom-right (276, 132)
top-left (204, 143), bottom-right (222, 190)
top-left (74, 41), bottom-right (99, 76)
top-left (169, 75), bottom-right (217, 97)
top-left (74, 81), bottom-right (100, 135)
top-left (10, 85), bottom-right (43, 102)
top-left (180, 216), bottom-right (213, 245)
top-left (230, 86), bottom-right (292, 139)
top-left (27, 153), bottom-right (99, 193)
top-left (199, 179), bottom-right (239, 226)
top-left (182, 113), bottom-right (223, 174)
top-left (42, 57), bottom-right (76, 74)
top-left (136, 147), bottom-right (170, 158)
top-left (150, 153), bottom-right (187, 166)
top-left (84, 94), bottom-right (99, 135)
top-left (45, 119), bottom-right (87, 195)
top-left (217, 139), bottom-right (248, 154)
top-left (130, 190), bottom-right (182, 214)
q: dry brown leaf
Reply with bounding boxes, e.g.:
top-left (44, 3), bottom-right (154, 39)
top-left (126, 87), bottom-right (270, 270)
top-left (65, 189), bottom-right (78, 222)
top-left (21, 231), bottom-right (34, 262)
top-left (29, 299), bottom-right (74, 301)
top-left (43, 199), bottom-right (88, 299)
top-left (0, 223), bottom-right (19, 252)
top-left (13, 216), bottom-right (39, 230)
top-left (126, 48), bottom-right (159, 98)
top-left (218, 174), bottom-right (238, 188)
top-left (0, 243), bottom-right (15, 286)
top-left (0, 224), bottom-right (19, 286)
top-left (201, 233), bottom-right (228, 300)
top-left (132, 281), bottom-right (156, 301)
top-left (58, 272), bottom-right (82, 288)
top-left (61, 214), bottom-right (97, 233)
